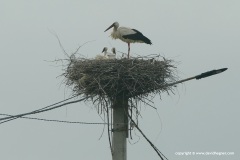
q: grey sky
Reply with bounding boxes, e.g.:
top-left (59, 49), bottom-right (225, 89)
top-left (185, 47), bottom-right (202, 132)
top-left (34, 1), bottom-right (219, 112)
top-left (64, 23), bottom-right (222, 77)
top-left (0, 0), bottom-right (239, 160)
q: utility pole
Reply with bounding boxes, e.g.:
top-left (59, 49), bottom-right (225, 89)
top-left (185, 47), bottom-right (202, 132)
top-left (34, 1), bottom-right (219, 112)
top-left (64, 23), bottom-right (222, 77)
top-left (112, 95), bottom-right (128, 160)
top-left (110, 68), bottom-right (228, 160)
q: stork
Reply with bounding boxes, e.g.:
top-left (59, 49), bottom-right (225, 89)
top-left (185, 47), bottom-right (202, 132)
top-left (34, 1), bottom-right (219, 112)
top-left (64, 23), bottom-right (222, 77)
top-left (106, 47), bottom-right (116, 59)
top-left (95, 47), bottom-right (108, 60)
top-left (104, 22), bottom-right (152, 58)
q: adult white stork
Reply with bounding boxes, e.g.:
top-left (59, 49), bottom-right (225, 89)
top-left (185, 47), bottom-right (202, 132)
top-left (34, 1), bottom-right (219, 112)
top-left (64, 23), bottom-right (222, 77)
top-left (104, 22), bottom-right (152, 58)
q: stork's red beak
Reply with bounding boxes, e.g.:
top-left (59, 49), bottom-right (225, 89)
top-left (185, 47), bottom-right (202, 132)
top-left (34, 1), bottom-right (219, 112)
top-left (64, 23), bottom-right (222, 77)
top-left (104, 23), bottom-right (114, 32)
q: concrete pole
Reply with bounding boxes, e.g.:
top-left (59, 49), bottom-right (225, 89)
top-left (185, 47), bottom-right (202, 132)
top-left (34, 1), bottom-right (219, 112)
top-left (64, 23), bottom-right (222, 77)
top-left (112, 96), bottom-right (128, 160)
top-left (109, 68), bottom-right (228, 160)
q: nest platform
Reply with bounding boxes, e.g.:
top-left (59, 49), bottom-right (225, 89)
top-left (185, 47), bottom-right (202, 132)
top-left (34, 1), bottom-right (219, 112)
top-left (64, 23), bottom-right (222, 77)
top-left (63, 56), bottom-right (177, 102)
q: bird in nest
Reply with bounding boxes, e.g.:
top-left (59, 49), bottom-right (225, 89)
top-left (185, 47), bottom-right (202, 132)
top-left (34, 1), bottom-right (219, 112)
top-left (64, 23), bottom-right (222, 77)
top-left (95, 47), bottom-right (116, 60)
top-left (106, 47), bottom-right (116, 59)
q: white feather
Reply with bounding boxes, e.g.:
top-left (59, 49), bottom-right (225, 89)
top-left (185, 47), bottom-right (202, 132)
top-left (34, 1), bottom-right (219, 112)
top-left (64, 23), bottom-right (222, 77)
top-left (106, 48), bottom-right (116, 59)
top-left (95, 55), bottom-right (107, 60)
top-left (111, 27), bottom-right (139, 43)
top-left (106, 53), bottom-right (116, 59)
top-left (95, 47), bottom-right (108, 60)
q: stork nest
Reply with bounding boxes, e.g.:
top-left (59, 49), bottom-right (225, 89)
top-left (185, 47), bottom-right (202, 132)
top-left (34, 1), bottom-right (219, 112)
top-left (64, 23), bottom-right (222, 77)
top-left (62, 55), bottom-right (178, 103)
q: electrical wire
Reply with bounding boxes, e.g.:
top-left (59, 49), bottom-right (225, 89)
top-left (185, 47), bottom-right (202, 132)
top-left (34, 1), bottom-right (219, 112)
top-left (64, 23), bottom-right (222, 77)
top-left (0, 96), bottom-right (87, 124)
top-left (128, 113), bottom-right (169, 160)
top-left (0, 113), bottom-right (108, 125)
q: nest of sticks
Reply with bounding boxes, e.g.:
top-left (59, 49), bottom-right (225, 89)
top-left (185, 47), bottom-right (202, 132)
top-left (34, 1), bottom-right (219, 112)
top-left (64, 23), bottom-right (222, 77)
top-left (61, 53), bottom-right (178, 144)
top-left (62, 55), bottom-right (178, 106)
top-left (56, 38), bottom-right (177, 157)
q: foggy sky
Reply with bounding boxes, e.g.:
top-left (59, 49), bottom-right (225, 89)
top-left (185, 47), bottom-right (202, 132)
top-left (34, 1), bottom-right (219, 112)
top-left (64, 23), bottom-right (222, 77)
top-left (0, 1), bottom-right (239, 160)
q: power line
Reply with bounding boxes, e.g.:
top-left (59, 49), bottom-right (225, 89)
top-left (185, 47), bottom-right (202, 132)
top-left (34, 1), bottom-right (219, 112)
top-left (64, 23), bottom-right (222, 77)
top-left (128, 114), bottom-right (168, 160)
top-left (0, 96), bottom-right (88, 124)
top-left (0, 113), bottom-right (108, 125)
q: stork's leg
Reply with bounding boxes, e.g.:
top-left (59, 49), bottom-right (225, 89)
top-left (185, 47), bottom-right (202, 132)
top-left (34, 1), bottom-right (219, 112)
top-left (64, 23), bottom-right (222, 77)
top-left (128, 43), bottom-right (130, 59)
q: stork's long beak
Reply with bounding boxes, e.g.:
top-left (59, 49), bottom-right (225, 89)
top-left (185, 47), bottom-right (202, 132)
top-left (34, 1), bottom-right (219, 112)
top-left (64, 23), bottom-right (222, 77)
top-left (104, 23), bottom-right (114, 32)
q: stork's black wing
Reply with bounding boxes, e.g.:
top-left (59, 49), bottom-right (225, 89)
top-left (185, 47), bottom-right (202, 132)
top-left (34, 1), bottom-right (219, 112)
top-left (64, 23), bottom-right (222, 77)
top-left (122, 29), bottom-right (152, 45)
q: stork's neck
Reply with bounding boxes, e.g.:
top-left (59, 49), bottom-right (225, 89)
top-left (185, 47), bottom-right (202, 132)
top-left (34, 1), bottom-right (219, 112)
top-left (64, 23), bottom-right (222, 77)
top-left (113, 26), bottom-right (118, 31)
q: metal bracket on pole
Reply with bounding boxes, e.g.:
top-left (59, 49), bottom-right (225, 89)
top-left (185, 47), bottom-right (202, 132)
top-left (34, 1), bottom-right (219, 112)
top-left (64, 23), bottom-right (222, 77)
top-left (195, 68), bottom-right (227, 80)
top-left (167, 68), bottom-right (228, 87)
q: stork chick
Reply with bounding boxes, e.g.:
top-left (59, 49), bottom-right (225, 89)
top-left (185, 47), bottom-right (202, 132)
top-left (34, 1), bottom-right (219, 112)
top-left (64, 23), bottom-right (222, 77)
top-left (106, 47), bottom-right (116, 59)
top-left (95, 47), bottom-right (108, 60)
